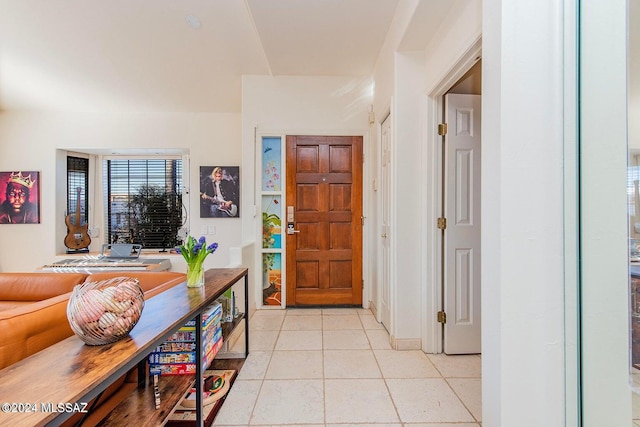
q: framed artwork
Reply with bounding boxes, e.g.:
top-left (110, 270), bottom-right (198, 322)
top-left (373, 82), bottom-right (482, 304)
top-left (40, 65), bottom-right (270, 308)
top-left (262, 137), bottom-right (282, 191)
top-left (0, 171), bottom-right (40, 224)
top-left (263, 252), bottom-right (282, 306)
top-left (262, 195), bottom-right (281, 249)
top-left (199, 166), bottom-right (240, 218)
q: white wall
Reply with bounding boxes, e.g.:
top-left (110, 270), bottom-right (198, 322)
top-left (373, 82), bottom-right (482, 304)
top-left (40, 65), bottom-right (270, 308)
top-left (372, 0), bottom-right (417, 117)
top-left (482, 1), bottom-right (566, 425)
top-left (371, 0), bottom-right (482, 347)
top-left (370, 0), bottom-right (424, 347)
top-left (423, 1), bottom-right (482, 96)
top-left (0, 111), bottom-right (242, 272)
top-left (241, 75), bottom-right (372, 308)
top-left (392, 51), bottom-right (425, 344)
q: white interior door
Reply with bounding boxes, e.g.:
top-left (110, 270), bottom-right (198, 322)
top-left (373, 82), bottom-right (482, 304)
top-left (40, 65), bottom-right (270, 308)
top-left (443, 93), bottom-right (481, 354)
top-left (380, 113), bottom-right (392, 331)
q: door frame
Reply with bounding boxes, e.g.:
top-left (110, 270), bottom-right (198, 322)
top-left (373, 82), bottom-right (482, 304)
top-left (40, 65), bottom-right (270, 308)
top-left (375, 106), bottom-right (393, 331)
top-left (422, 38), bottom-right (482, 354)
top-left (254, 129), bottom-right (371, 310)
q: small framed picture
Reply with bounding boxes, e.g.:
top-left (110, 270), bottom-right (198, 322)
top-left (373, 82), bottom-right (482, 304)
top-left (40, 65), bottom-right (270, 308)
top-left (0, 171), bottom-right (40, 224)
top-left (199, 166), bottom-right (240, 218)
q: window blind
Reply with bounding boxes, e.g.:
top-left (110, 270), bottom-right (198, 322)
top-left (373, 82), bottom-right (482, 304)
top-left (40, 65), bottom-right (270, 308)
top-left (67, 156), bottom-right (89, 222)
top-left (103, 158), bottom-right (183, 250)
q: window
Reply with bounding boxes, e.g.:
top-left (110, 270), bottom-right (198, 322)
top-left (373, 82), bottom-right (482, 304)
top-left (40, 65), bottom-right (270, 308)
top-left (104, 158), bottom-right (184, 250)
top-left (67, 156), bottom-right (89, 222)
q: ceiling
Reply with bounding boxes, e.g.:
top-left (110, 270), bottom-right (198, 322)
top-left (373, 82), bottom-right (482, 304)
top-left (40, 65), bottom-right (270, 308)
top-left (0, 0), bottom-right (455, 114)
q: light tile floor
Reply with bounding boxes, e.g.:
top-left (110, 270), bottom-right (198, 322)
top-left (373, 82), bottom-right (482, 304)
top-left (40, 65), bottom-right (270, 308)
top-left (214, 307), bottom-right (482, 427)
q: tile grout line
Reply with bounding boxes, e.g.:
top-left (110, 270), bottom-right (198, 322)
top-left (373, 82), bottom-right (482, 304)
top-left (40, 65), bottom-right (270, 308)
top-left (357, 309), bottom-right (403, 424)
top-left (244, 312), bottom-right (282, 426)
top-left (426, 353), bottom-right (482, 424)
top-left (321, 309), bottom-right (327, 426)
top-left (442, 376), bottom-right (481, 424)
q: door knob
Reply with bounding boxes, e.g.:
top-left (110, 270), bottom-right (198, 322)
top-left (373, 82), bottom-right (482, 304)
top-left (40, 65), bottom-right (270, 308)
top-left (381, 233), bottom-right (387, 238)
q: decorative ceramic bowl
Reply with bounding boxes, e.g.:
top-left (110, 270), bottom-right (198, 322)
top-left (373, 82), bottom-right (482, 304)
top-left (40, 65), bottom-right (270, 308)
top-left (67, 277), bottom-right (145, 345)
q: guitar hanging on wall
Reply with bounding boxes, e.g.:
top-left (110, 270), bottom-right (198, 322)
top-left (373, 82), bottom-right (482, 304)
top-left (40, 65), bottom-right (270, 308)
top-left (64, 187), bottom-right (91, 250)
top-left (200, 192), bottom-right (238, 217)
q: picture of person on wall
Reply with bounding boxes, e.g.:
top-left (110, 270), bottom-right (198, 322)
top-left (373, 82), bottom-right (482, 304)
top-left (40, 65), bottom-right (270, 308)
top-left (199, 166), bottom-right (239, 218)
top-left (0, 171), bottom-right (40, 224)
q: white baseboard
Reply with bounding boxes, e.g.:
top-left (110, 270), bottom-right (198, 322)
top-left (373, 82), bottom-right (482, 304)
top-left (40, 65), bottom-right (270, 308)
top-left (390, 336), bottom-right (422, 350)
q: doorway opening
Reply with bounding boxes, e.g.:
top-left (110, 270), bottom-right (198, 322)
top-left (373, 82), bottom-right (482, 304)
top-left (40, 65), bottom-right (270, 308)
top-left (423, 42), bottom-right (482, 355)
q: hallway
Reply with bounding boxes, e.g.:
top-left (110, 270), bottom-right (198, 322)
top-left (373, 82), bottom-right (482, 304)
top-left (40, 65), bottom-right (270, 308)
top-left (213, 308), bottom-right (482, 426)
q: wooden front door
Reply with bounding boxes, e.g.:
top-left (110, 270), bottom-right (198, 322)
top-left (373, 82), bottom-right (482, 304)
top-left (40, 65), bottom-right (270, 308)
top-left (285, 135), bottom-right (363, 306)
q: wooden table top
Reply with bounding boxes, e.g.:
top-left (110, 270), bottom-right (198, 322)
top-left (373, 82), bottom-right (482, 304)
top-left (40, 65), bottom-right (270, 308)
top-left (0, 268), bottom-right (247, 427)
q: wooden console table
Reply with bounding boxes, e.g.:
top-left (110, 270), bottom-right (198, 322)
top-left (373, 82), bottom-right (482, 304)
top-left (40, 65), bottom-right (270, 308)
top-left (0, 268), bottom-right (249, 427)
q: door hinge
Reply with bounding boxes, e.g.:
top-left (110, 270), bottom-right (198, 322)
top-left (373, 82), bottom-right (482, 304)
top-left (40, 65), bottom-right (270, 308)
top-left (437, 311), bottom-right (447, 324)
top-left (437, 217), bottom-right (447, 230)
top-left (438, 123), bottom-right (448, 136)
top-left (362, 279), bottom-right (364, 289)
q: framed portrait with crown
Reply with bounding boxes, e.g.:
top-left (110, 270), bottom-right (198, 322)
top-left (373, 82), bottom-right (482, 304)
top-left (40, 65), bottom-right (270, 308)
top-left (0, 171), bottom-right (40, 224)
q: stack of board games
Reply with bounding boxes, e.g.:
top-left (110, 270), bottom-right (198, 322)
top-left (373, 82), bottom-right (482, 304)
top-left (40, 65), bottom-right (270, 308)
top-left (149, 302), bottom-right (223, 376)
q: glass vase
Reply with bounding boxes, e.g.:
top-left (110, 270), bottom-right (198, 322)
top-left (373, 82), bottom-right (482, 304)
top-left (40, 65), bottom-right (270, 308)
top-left (186, 262), bottom-right (204, 287)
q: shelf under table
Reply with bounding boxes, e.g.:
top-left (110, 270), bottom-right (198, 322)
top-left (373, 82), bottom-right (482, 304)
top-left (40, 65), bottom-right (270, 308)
top-left (0, 268), bottom-right (249, 427)
top-left (100, 358), bottom-right (246, 426)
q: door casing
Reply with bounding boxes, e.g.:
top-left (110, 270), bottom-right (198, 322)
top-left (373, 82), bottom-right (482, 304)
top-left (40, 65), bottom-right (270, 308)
top-left (422, 39), bottom-right (482, 354)
top-left (379, 112), bottom-right (392, 330)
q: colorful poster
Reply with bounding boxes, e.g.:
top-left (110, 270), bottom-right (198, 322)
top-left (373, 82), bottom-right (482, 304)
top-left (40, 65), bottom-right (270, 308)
top-left (262, 253), bottom-right (282, 306)
top-left (262, 137), bottom-right (282, 191)
top-left (262, 195), bottom-right (281, 249)
top-left (0, 171), bottom-right (40, 224)
top-left (199, 166), bottom-right (240, 218)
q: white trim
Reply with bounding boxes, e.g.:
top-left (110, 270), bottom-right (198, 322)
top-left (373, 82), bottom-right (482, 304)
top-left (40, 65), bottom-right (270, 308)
top-left (373, 101), bottom-right (397, 332)
top-left (380, 99), bottom-right (398, 336)
top-left (422, 93), bottom-right (443, 354)
top-left (391, 337), bottom-right (422, 351)
top-left (428, 37), bottom-right (483, 97)
top-left (562, 0), bottom-right (579, 424)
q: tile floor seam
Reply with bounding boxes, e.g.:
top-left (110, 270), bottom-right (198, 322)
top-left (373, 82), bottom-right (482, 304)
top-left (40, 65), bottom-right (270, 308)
top-left (321, 310), bottom-right (327, 426)
top-left (425, 355), bottom-right (447, 379)
top-left (246, 326), bottom-right (279, 426)
top-left (380, 371), bottom-right (403, 423)
top-left (368, 323), bottom-right (404, 424)
top-left (442, 376), bottom-right (480, 424)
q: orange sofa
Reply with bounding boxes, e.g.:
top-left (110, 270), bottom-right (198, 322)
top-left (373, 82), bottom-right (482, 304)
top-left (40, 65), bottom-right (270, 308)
top-left (0, 270), bottom-right (186, 426)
